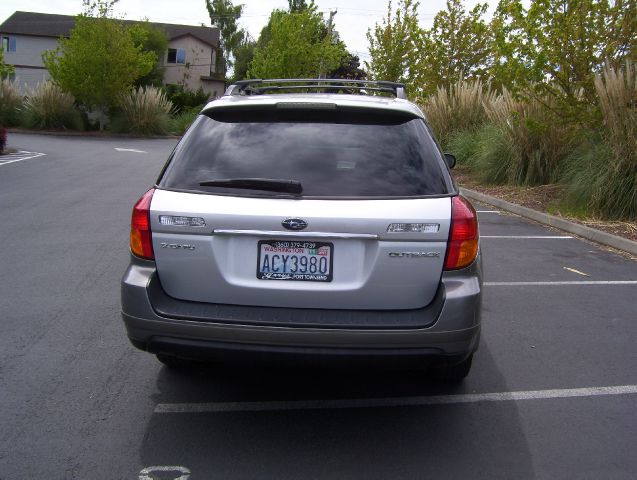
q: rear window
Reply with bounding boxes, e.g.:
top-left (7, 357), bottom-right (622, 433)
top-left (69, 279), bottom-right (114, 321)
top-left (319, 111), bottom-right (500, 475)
top-left (159, 108), bottom-right (451, 198)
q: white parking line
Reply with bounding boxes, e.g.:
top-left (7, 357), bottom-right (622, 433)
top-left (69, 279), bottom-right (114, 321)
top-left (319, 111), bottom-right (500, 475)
top-left (114, 147), bottom-right (147, 153)
top-left (481, 235), bottom-right (573, 239)
top-left (485, 281), bottom-right (637, 286)
top-left (0, 151), bottom-right (46, 166)
top-left (154, 385), bottom-right (637, 414)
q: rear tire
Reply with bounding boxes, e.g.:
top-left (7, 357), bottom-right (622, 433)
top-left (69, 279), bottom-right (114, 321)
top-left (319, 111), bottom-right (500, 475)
top-left (432, 354), bottom-right (473, 382)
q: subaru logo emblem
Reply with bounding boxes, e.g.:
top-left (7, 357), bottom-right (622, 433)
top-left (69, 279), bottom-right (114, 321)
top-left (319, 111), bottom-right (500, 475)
top-left (282, 218), bottom-right (308, 231)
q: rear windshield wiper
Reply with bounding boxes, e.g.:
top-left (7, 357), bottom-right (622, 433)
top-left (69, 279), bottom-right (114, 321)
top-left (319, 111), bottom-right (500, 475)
top-left (199, 178), bottom-right (303, 194)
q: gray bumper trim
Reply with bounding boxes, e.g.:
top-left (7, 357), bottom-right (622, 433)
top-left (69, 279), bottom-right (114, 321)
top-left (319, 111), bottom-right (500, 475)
top-left (120, 254), bottom-right (482, 354)
top-left (136, 336), bottom-right (466, 366)
top-left (148, 273), bottom-right (445, 329)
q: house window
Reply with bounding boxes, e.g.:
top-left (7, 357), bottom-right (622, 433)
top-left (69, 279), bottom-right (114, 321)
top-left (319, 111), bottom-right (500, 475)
top-left (167, 48), bottom-right (186, 64)
top-left (1, 36), bottom-right (16, 52)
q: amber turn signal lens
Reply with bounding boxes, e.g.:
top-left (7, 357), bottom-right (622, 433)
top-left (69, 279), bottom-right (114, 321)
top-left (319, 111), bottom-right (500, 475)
top-left (444, 196), bottom-right (479, 270)
top-left (130, 188), bottom-right (155, 260)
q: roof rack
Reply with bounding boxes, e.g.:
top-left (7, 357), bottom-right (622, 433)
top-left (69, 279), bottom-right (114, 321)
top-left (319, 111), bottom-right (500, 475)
top-left (224, 79), bottom-right (407, 99)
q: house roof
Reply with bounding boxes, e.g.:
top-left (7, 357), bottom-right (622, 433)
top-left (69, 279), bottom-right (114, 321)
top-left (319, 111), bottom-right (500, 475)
top-left (0, 11), bottom-right (219, 47)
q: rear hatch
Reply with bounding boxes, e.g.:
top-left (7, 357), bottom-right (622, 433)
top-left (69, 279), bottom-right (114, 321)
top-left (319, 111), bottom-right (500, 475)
top-left (152, 104), bottom-right (454, 310)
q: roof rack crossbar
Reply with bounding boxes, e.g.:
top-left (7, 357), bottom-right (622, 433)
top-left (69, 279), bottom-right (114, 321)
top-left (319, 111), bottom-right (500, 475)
top-left (224, 79), bottom-right (407, 99)
top-left (244, 85), bottom-right (398, 95)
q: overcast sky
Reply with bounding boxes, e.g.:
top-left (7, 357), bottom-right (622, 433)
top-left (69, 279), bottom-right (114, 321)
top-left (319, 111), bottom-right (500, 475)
top-left (0, 0), bottom-right (494, 63)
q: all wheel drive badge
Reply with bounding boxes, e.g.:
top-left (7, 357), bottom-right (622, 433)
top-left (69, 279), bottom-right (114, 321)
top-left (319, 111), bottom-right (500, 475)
top-left (282, 218), bottom-right (308, 231)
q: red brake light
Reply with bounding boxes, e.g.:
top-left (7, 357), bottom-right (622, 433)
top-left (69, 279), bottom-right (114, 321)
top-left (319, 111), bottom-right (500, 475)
top-left (130, 188), bottom-right (155, 260)
top-left (444, 196), bottom-right (479, 270)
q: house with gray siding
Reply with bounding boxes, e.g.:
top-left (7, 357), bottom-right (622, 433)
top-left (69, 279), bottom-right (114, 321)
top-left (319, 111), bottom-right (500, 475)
top-left (0, 11), bottom-right (225, 97)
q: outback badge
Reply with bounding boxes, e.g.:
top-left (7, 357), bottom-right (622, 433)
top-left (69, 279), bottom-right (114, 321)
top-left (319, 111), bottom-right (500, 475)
top-left (389, 252), bottom-right (440, 258)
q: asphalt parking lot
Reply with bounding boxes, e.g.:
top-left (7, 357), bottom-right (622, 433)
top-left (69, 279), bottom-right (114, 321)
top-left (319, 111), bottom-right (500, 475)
top-left (1, 133), bottom-right (636, 479)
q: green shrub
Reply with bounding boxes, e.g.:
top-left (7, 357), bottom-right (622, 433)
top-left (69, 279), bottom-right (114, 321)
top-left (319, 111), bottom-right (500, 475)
top-left (447, 89), bottom-right (573, 186)
top-left (562, 63), bottom-right (636, 219)
top-left (163, 84), bottom-right (209, 114)
top-left (420, 79), bottom-right (495, 148)
top-left (0, 79), bottom-right (23, 126)
top-left (481, 89), bottom-right (573, 185)
top-left (561, 139), bottom-right (633, 218)
top-left (113, 86), bottom-right (173, 135)
top-left (170, 106), bottom-right (200, 135)
top-left (447, 128), bottom-right (481, 168)
top-left (448, 124), bottom-right (514, 184)
top-left (22, 82), bottom-right (82, 130)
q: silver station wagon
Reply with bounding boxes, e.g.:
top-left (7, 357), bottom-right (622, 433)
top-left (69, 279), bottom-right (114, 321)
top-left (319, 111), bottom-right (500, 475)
top-left (121, 79), bottom-right (482, 381)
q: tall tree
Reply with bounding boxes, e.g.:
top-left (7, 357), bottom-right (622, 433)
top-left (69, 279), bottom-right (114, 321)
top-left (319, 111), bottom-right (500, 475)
top-left (82, 0), bottom-right (118, 18)
top-left (248, 7), bottom-right (346, 79)
top-left (491, 0), bottom-right (637, 105)
top-left (253, 0), bottom-right (315, 58)
top-left (128, 21), bottom-right (169, 87)
top-left (288, 0), bottom-right (310, 12)
top-left (230, 35), bottom-right (256, 83)
top-left (205, 0), bottom-right (244, 78)
top-left (487, 0), bottom-right (528, 92)
top-left (416, 0), bottom-right (491, 97)
top-left (329, 53), bottom-right (366, 80)
top-left (365, 0), bottom-right (421, 86)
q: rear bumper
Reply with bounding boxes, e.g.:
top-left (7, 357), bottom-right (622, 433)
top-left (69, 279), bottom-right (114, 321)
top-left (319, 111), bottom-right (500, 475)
top-left (121, 253), bottom-right (482, 362)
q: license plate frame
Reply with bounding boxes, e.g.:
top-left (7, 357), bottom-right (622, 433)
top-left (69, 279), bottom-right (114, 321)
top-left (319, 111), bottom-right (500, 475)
top-left (256, 240), bottom-right (334, 282)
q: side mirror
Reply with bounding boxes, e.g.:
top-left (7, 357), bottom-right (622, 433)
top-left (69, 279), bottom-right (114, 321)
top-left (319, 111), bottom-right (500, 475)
top-left (444, 153), bottom-right (456, 169)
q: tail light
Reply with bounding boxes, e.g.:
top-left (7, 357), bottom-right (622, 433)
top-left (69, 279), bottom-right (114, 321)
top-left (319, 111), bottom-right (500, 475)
top-left (130, 188), bottom-right (155, 260)
top-left (444, 196), bottom-right (479, 270)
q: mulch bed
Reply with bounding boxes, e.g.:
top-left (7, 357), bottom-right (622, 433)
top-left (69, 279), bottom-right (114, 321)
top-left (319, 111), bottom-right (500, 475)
top-left (454, 168), bottom-right (637, 242)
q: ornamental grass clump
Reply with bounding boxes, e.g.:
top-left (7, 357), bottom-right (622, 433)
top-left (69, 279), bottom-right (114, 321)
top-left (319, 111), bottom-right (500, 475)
top-left (420, 79), bottom-right (495, 148)
top-left (22, 81), bottom-right (82, 130)
top-left (0, 79), bottom-right (23, 127)
top-left (562, 62), bottom-right (637, 219)
top-left (116, 86), bottom-right (173, 135)
top-left (476, 88), bottom-right (574, 186)
top-left (169, 106), bottom-right (200, 135)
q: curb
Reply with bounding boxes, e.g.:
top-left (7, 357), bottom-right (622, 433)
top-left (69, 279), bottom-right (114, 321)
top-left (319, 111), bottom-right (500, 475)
top-left (460, 187), bottom-right (637, 257)
top-left (7, 128), bottom-right (180, 140)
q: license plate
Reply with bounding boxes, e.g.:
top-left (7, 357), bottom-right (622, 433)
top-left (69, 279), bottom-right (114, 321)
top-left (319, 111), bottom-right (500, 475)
top-left (257, 240), bottom-right (333, 282)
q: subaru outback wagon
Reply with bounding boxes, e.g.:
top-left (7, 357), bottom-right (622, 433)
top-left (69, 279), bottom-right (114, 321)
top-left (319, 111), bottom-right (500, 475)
top-left (121, 79), bottom-right (482, 380)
